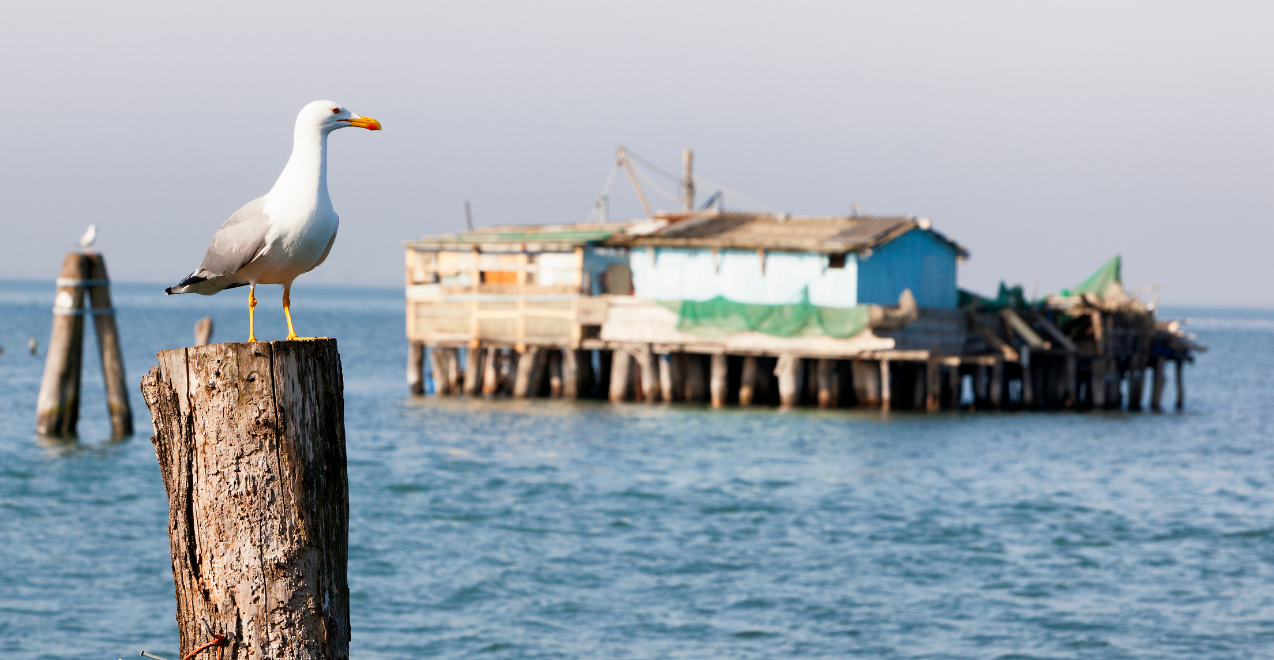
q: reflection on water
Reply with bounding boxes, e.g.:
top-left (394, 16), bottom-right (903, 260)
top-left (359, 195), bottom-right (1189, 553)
top-left (1, 280), bottom-right (1272, 659)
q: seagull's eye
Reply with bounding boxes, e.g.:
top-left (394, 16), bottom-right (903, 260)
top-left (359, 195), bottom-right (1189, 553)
top-left (331, 107), bottom-right (340, 114)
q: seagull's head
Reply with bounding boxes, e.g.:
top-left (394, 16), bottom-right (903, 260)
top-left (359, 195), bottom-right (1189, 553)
top-left (299, 100), bottom-right (382, 134)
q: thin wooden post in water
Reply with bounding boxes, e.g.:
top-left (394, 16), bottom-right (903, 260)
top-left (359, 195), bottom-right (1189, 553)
top-left (738, 356), bottom-right (760, 406)
top-left (84, 254), bottom-right (132, 437)
top-left (710, 353), bottom-right (728, 408)
top-left (925, 352), bottom-right (941, 412)
top-left (776, 354), bottom-right (800, 409)
top-left (989, 358), bottom-right (1003, 409)
top-left (609, 348), bottom-right (632, 403)
top-left (658, 354), bottom-right (674, 402)
top-left (1149, 355), bottom-right (1166, 411)
top-left (194, 317), bottom-right (214, 347)
top-left (514, 346), bottom-right (541, 398)
top-left (562, 349), bottom-right (579, 399)
top-left (141, 339), bottom-right (349, 660)
top-left (816, 359), bottom-right (835, 408)
top-left (852, 359), bottom-right (880, 407)
top-left (1175, 359), bottom-right (1185, 410)
top-left (35, 253), bottom-right (89, 436)
top-left (879, 359), bottom-right (892, 412)
top-left (947, 360), bottom-right (962, 409)
top-left (464, 344), bottom-right (483, 396)
top-left (428, 346), bottom-right (449, 396)
top-left (408, 341), bottom-right (425, 395)
top-left (482, 347), bottom-right (500, 396)
top-left (445, 348), bottom-right (461, 395)
top-left (1019, 348), bottom-right (1034, 409)
top-left (637, 344), bottom-right (658, 403)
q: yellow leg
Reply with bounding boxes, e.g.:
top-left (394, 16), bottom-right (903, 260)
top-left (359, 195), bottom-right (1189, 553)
top-left (248, 285), bottom-right (257, 342)
top-left (282, 286), bottom-right (323, 340)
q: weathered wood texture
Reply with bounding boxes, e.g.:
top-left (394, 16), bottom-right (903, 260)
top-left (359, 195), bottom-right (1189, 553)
top-left (140, 339), bottom-right (350, 660)
top-left (86, 254), bottom-right (134, 437)
top-left (36, 253), bottom-right (89, 436)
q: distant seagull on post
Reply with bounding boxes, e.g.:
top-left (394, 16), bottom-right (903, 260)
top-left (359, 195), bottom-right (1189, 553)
top-left (79, 224), bottom-right (96, 252)
top-left (165, 101), bottom-right (381, 341)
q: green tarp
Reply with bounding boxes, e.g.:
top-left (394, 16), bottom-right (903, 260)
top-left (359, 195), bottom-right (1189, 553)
top-left (1061, 255), bottom-right (1121, 297)
top-left (661, 289), bottom-right (871, 339)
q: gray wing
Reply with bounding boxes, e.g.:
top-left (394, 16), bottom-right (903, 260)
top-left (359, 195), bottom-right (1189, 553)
top-left (311, 227), bottom-right (338, 270)
top-left (196, 197), bottom-right (269, 276)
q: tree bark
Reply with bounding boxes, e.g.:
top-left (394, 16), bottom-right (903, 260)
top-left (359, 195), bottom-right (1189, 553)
top-left (140, 339), bottom-right (349, 660)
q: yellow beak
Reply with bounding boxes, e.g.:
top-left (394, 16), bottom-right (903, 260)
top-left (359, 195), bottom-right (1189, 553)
top-left (343, 115), bottom-right (382, 130)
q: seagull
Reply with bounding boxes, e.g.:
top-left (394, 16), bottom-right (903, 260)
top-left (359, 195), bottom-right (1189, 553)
top-left (165, 101), bottom-right (381, 341)
top-left (79, 224), bottom-right (97, 252)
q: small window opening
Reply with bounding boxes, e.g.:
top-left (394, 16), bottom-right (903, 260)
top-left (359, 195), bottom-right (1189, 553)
top-left (828, 253), bottom-right (847, 269)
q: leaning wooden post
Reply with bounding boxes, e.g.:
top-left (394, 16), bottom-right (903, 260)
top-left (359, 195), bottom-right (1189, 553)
top-left (879, 358), bottom-right (892, 412)
top-left (609, 348), bottom-right (631, 403)
top-left (1175, 359), bottom-right (1185, 410)
top-left (140, 339), bottom-right (349, 660)
top-left (194, 317), bottom-right (214, 347)
top-left (738, 356), bottom-right (760, 406)
top-left (407, 341), bottom-right (425, 395)
top-left (84, 254), bottom-right (133, 437)
top-left (709, 353), bottom-right (728, 408)
top-left (775, 354), bottom-right (800, 409)
top-left (35, 253), bottom-right (90, 436)
top-left (1149, 355), bottom-right (1166, 411)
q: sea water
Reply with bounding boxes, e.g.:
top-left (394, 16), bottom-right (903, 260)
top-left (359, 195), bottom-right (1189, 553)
top-left (1, 280), bottom-right (1272, 659)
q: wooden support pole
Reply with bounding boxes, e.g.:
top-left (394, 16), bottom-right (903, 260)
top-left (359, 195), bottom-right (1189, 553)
top-left (1127, 363), bottom-right (1145, 412)
top-left (407, 341), bottom-right (425, 395)
top-left (1150, 355), bottom-right (1166, 411)
top-left (141, 339), bottom-right (349, 660)
top-left (658, 354), bottom-right (674, 402)
top-left (482, 347), bottom-right (500, 396)
top-left (989, 357), bottom-right (1003, 409)
top-left (738, 356), bottom-right (760, 406)
top-left (684, 354), bottom-right (707, 402)
top-left (709, 353), bottom-right (728, 408)
top-left (562, 350), bottom-right (579, 399)
top-left (974, 364), bottom-right (988, 408)
top-left (851, 359), bottom-right (881, 406)
top-left (1090, 357), bottom-right (1106, 409)
top-left (548, 349), bottom-right (563, 398)
top-left (85, 254), bottom-right (132, 436)
top-left (36, 253), bottom-right (89, 436)
top-left (1020, 347), bottom-right (1034, 409)
top-left (1064, 354), bottom-right (1078, 407)
top-left (609, 348), bottom-right (631, 403)
top-left (879, 359), bottom-right (892, 412)
top-left (445, 348), bottom-right (461, 395)
top-left (428, 346), bottom-right (449, 396)
top-left (775, 354), bottom-right (800, 409)
top-left (194, 317), bottom-right (214, 347)
top-left (514, 347), bottom-right (540, 398)
top-left (925, 353), bottom-right (941, 412)
top-left (638, 344), bottom-right (658, 403)
top-left (463, 345), bottom-right (482, 396)
top-left (816, 359), bottom-right (835, 408)
top-left (947, 360), bottom-right (962, 409)
top-left (1175, 359), bottom-right (1185, 410)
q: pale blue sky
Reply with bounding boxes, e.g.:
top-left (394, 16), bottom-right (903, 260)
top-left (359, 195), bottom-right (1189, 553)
top-left (1, 1), bottom-right (1269, 305)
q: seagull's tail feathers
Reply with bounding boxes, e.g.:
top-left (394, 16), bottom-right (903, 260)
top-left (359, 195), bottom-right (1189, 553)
top-left (165, 271), bottom-right (248, 296)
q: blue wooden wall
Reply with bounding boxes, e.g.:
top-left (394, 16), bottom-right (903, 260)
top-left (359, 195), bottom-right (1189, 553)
top-left (855, 229), bottom-right (959, 308)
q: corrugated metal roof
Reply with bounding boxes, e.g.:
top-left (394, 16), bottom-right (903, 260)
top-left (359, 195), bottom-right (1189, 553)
top-left (607, 212), bottom-right (968, 256)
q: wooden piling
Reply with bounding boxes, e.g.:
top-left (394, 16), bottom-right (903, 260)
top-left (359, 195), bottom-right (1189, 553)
top-left (815, 359), bottom-right (835, 408)
top-left (879, 359), bottom-right (892, 412)
top-left (990, 357), bottom-right (1003, 409)
top-left (83, 254), bottom-right (132, 436)
top-left (1090, 357), bottom-right (1106, 409)
top-left (947, 360), bottom-right (962, 409)
top-left (739, 356), bottom-right (760, 406)
top-left (1149, 355), bottom-right (1165, 411)
top-left (35, 253), bottom-right (89, 436)
top-left (1175, 358), bottom-right (1185, 410)
top-left (194, 317), bottom-right (214, 347)
top-left (710, 353), bottom-right (728, 408)
top-left (637, 344), bottom-right (658, 403)
top-left (428, 346), bottom-right (450, 396)
top-left (852, 359), bottom-right (881, 406)
top-left (445, 348), bottom-right (461, 395)
top-left (609, 348), bottom-right (632, 402)
top-left (562, 350), bottom-right (579, 399)
top-left (1019, 348), bottom-right (1034, 409)
top-left (925, 352), bottom-right (941, 412)
top-left (464, 344), bottom-right (483, 396)
top-left (658, 354), bottom-right (674, 402)
top-left (548, 350), bottom-right (563, 397)
top-left (141, 339), bottom-right (349, 660)
top-left (776, 354), bottom-right (800, 408)
top-left (408, 341), bottom-right (425, 395)
top-left (1127, 363), bottom-right (1145, 412)
top-left (514, 347), bottom-right (541, 398)
top-left (482, 347), bottom-right (500, 396)
top-left (1064, 354), bottom-right (1078, 407)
